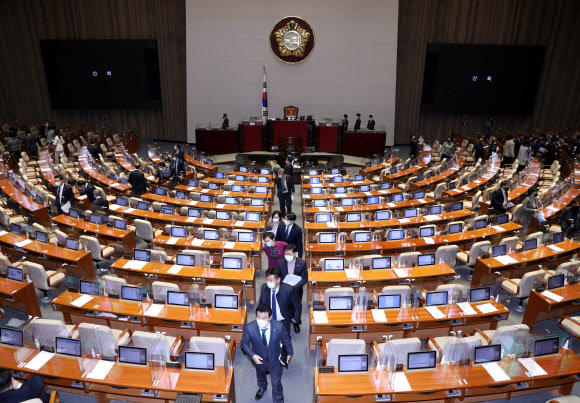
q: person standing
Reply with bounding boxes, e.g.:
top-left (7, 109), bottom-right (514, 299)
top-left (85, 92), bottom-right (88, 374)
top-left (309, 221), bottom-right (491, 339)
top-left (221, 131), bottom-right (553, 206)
top-left (170, 154), bottom-right (186, 176)
top-left (264, 210), bottom-right (282, 235)
top-left (516, 141), bottom-right (531, 173)
top-left (222, 114), bottom-right (229, 129)
top-left (483, 116), bottom-right (494, 140)
top-left (53, 132), bottom-right (65, 164)
top-left (441, 137), bottom-right (455, 160)
top-left (276, 244), bottom-right (308, 333)
top-left (26, 131), bottom-right (38, 158)
top-left (354, 113), bottom-right (361, 131)
top-left (514, 135), bottom-right (522, 159)
top-left (366, 115), bottom-right (375, 130)
top-left (473, 136), bottom-right (485, 162)
top-left (490, 180), bottom-right (510, 216)
top-left (275, 170), bottom-right (294, 217)
top-left (173, 144), bottom-right (185, 161)
top-left (283, 157), bottom-right (293, 177)
top-left (128, 163), bottom-right (148, 197)
top-left (39, 121), bottom-right (53, 139)
top-left (241, 304), bottom-right (293, 402)
top-left (502, 136), bottom-right (515, 167)
top-left (409, 135), bottom-right (422, 158)
top-left (559, 199), bottom-right (580, 239)
top-left (53, 174), bottom-right (74, 214)
top-left (519, 188), bottom-right (540, 238)
top-left (341, 114), bottom-right (349, 132)
top-left (262, 231), bottom-right (287, 269)
top-left (275, 212), bottom-right (303, 258)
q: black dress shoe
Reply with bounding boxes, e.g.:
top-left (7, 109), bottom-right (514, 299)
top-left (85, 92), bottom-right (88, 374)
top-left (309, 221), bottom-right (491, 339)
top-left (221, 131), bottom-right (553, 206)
top-left (294, 324), bottom-right (300, 333)
top-left (255, 388), bottom-right (267, 400)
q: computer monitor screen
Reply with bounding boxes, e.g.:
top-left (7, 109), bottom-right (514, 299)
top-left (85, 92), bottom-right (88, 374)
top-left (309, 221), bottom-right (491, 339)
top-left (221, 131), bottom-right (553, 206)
top-left (161, 205), bottom-right (173, 215)
top-left (200, 194), bottom-right (211, 202)
top-left (448, 182), bottom-right (456, 190)
top-left (216, 211), bottom-right (230, 220)
top-left (137, 201), bottom-right (149, 210)
top-left (414, 191), bottom-right (425, 199)
top-left (407, 351), bottom-right (437, 370)
top-left (360, 185), bottom-right (370, 192)
top-left (155, 187), bottom-right (166, 196)
top-left (448, 223), bottom-right (462, 234)
top-left (65, 238), bottom-right (79, 251)
top-left (167, 291), bottom-right (190, 306)
top-left (376, 211), bottom-right (391, 221)
top-left (119, 346), bottom-right (147, 365)
top-left (208, 183), bottom-right (218, 190)
top-left (170, 226), bottom-right (186, 238)
top-left (215, 172), bottom-right (225, 179)
top-left (215, 294), bottom-right (238, 309)
top-left (474, 344), bottom-right (502, 365)
top-left (367, 196), bottom-right (379, 205)
top-left (497, 214), bottom-right (509, 225)
top-left (453, 202), bottom-right (463, 211)
top-left (246, 212), bottom-right (260, 222)
top-left (176, 254), bottom-right (195, 266)
top-left (553, 232), bottom-right (564, 244)
top-left (426, 291), bottom-right (448, 306)
top-left (474, 219), bottom-right (487, 230)
top-left (419, 227), bottom-right (435, 238)
top-left (175, 191), bottom-right (186, 199)
top-left (56, 337), bottom-right (82, 357)
top-left (232, 184), bottom-right (243, 192)
top-left (341, 198), bottom-right (354, 207)
top-left (251, 198), bottom-right (264, 206)
top-left (0, 327), bottom-right (23, 347)
top-left (7, 267), bottom-right (23, 282)
top-left (491, 245), bottom-right (506, 257)
top-left (388, 230), bottom-right (404, 240)
top-left (35, 231), bottom-right (48, 243)
top-left (259, 177), bottom-right (269, 184)
top-left (346, 213), bottom-right (361, 222)
top-left (470, 286), bottom-right (491, 302)
top-left (372, 257), bottom-right (391, 270)
top-left (524, 238), bottom-right (537, 251)
top-left (310, 187), bottom-right (322, 195)
top-left (185, 352), bottom-right (215, 371)
top-left (548, 274), bottom-right (565, 290)
top-left (238, 232), bottom-right (255, 243)
top-left (204, 230), bottom-right (219, 240)
top-left (69, 208), bottom-right (80, 219)
top-left (534, 337), bottom-right (560, 357)
top-left (338, 354), bottom-right (369, 373)
top-left (430, 205), bottom-right (442, 215)
top-left (355, 175), bottom-right (364, 181)
top-left (188, 179), bottom-right (198, 187)
top-left (313, 200), bottom-right (326, 207)
top-left (134, 249), bottom-right (151, 262)
top-left (235, 175), bottom-right (244, 181)
top-left (255, 186), bottom-right (267, 194)
top-left (224, 197), bottom-right (236, 205)
top-left (309, 177), bottom-right (321, 184)
top-left (114, 219), bottom-right (127, 230)
top-left (89, 214), bottom-right (104, 225)
top-left (121, 286), bottom-right (142, 302)
top-left (404, 209), bottom-right (417, 218)
top-left (333, 176), bottom-right (343, 183)
top-left (354, 232), bottom-right (371, 243)
top-left (335, 187), bottom-right (346, 194)
top-left (10, 223), bottom-right (20, 235)
top-left (222, 257), bottom-right (243, 269)
top-left (392, 194), bottom-right (404, 202)
top-left (316, 213), bottom-right (331, 223)
top-left (324, 258), bottom-right (344, 271)
top-left (318, 233), bottom-right (336, 244)
top-left (331, 169), bottom-right (340, 174)
top-left (378, 294), bottom-right (401, 309)
top-left (308, 170), bottom-right (318, 176)
top-left (382, 183), bottom-right (392, 189)
top-left (117, 197), bottom-right (128, 207)
top-left (188, 208), bottom-right (201, 217)
top-left (328, 296), bottom-right (353, 310)
top-left (418, 254), bottom-right (435, 266)
top-left (80, 280), bottom-right (99, 296)
top-left (417, 174), bottom-right (425, 182)
top-left (260, 169), bottom-right (269, 175)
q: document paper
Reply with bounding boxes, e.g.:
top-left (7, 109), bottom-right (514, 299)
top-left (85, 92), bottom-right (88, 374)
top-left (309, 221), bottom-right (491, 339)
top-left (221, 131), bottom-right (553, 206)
top-left (482, 362), bottom-right (510, 382)
top-left (24, 351), bottom-right (55, 370)
top-left (425, 305), bottom-right (446, 320)
top-left (393, 372), bottom-right (412, 392)
top-left (145, 304), bottom-right (164, 317)
top-left (494, 255), bottom-right (518, 265)
top-left (518, 357), bottom-right (548, 376)
top-left (457, 302), bottom-right (477, 316)
top-left (371, 309), bottom-right (388, 323)
top-left (86, 360), bottom-right (116, 380)
top-left (476, 303), bottom-right (498, 314)
top-left (541, 290), bottom-right (564, 302)
top-left (71, 294), bottom-right (94, 307)
top-left (313, 311), bottom-right (329, 324)
top-left (283, 274), bottom-right (302, 286)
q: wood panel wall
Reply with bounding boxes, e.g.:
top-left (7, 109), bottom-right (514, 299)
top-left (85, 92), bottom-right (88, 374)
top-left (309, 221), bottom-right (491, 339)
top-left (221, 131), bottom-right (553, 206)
top-left (395, 0), bottom-right (580, 145)
top-left (0, 0), bottom-right (186, 142)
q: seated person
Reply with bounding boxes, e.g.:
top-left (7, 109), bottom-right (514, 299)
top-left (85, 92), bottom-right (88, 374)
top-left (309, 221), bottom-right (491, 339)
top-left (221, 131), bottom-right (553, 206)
top-left (156, 161), bottom-right (172, 180)
top-left (91, 189), bottom-right (110, 213)
top-left (0, 369), bottom-right (51, 403)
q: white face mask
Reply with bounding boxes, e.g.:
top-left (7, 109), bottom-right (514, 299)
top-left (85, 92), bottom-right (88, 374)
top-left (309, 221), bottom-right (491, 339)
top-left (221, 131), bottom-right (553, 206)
top-left (266, 281), bottom-right (276, 289)
top-left (284, 255), bottom-right (295, 262)
top-left (285, 220), bottom-right (291, 226)
top-left (272, 217), bottom-right (279, 223)
top-left (257, 319), bottom-right (269, 329)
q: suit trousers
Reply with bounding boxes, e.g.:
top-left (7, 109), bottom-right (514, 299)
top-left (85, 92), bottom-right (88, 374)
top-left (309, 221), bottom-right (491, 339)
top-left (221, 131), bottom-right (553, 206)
top-left (278, 192), bottom-right (292, 216)
top-left (256, 357), bottom-right (285, 403)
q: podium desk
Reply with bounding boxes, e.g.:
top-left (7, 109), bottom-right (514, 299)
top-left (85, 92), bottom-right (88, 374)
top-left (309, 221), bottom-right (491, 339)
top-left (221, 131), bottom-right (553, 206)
top-left (0, 179), bottom-right (51, 227)
top-left (0, 277), bottom-right (42, 317)
top-left (410, 154), bottom-right (466, 191)
top-left (342, 131), bottom-right (386, 156)
top-left (196, 128), bottom-right (239, 154)
top-left (239, 122), bottom-right (265, 152)
top-left (269, 120), bottom-right (312, 150)
top-left (308, 300), bottom-right (509, 351)
top-left (0, 344), bottom-right (236, 403)
top-left (442, 158), bottom-right (501, 203)
top-left (522, 283), bottom-right (580, 331)
top-left (358, 157), bottom-right (399, 177)
top-left (110, 258), bottom-right (256, 304)
top-left (52, 290), bottom-right (247, 343)
top-left (315, 125), bottom-right (341, 153)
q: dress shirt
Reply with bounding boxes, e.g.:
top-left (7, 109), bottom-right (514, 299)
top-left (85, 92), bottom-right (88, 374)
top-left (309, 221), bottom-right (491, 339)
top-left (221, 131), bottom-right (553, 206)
top-left (272, 287), bottom-right (285, 320)
top-left (261, 324), bottom-right (271, 345)
top-left (287, 259), bottom-right (296, 275)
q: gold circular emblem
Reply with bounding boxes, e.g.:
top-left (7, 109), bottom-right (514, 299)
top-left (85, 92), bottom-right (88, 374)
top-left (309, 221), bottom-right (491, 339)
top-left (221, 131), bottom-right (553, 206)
top-left (270, 16), bottom-right (315, 64)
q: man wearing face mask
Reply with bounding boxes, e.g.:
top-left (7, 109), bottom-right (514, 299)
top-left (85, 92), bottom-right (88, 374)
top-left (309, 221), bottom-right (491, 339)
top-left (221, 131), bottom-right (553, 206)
top-left (490, 180), bottom-right (511, 216)
top-left (241, 304), bottom-right (293, 402)
top-left (275, 212), bottom-right (303, 258)
top-left (53, 174), bottom-right (74, 214)
top-left (441, 137), bottom-right (455, 160)
top-left (520, 188), bottom-right (541, 238)
top-left (173, 144), bottom-right (184, 161)
top-left (276, 244), bottom-right (307, 333)
top-left (275, 169), bottom-right (294, 217)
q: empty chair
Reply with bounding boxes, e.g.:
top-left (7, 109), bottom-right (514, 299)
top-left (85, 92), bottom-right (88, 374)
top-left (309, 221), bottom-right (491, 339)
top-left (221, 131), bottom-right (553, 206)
top-left (471, 324), bottom-right (530, 350)
top-left (350, 230), bottom-right (372, 241)
top-left (380, 285), bottom-right (412, 305)
top-left (427, 334), bottom-right (482, 361)
top-left (75, 323), bottom-right (131, 356)
top-left (131, 331), bottom-right (184, 362)
top-left (559, 316), bottom-right (580, 339)
top-left (464, 190), bottom-right (482, 211)
top-left (150, 249), bottom-right (168, 262)
top-left (134, 219), bottom-right (163, 246)
top-left (426, 183), bottom-right (446, 202)
top-left (0, 251), bottom-right (21, 270)
top-left (516, 231), bottom-right (543, 250)
top-left (433, 284), bottom-right (469, 301)
top-left (456, 241), bottom-right (491, 267)
top-left (25, 261), bottom-right (66, 302)
top-left (80, 235), bottom-right (115, 272)
top-left (222, 251), bottom-right (248, 268)
top-left (501, 270), bottom-right (545, 312)
top-left (397, 176), bottom-right (417, 191)
top-left (545, 396), bottom-right (580, 403)
top-left (204, 285), bottom-right (235, 305)
top-left (323, 287), bottom-right (355, 309)
top-left (498, 236), bottom-right (519, 253)
top-left (231, 229), bottom-right (254, 241)
top-left (323, 339), bottom-right (366, 367)
top-left (53, 229), bottom-right (68, 246)
top-left (397, 252), bottom-right (420, 267)
top-left (444, 221), bottom-right (464, 233)
top-left (103, 274), bottom-right (127, 295)
top-left (189, 336), bottom-right (231, 366)
top-left (435, 245), bottom-right (458, 268)
top-left (25, 318), bottom-right (75, 349)
top-left (181, 249), bottom-right (210, 266)
top-left (373, 337), bottom-right (421, 365)
top-left (152, 281), bottom-right (180, 300)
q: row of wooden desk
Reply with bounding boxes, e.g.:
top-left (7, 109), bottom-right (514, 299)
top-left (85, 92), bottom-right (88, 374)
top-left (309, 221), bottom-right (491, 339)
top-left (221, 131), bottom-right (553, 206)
top-left (410, 152), bottom-right (465, 190)
top-left (0, 178), bottom-right (51, 226)
top-left (441, 157), bottom-right (501, 202)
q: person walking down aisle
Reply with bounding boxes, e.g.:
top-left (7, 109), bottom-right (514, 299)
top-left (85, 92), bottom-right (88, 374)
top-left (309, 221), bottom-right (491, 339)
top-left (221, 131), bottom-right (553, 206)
top-left (276, 244), bottom-right (307, 333)
top-left (275, 169), bottom-right (295, 217)
top-left (275, 212), bottom-right (303, 258)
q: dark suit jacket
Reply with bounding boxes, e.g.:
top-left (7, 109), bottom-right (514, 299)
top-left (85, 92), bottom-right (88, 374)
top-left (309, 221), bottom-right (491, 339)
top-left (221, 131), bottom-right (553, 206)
top-left (53, 184), bottom-right (74, 208)
top-left (87, 144), bottom-right (102, 159)
top-left (354, 118), bottom-right (361, 131)
top-left (559, 206), bottom-right (580, 233)
top-left (26, 133), bottom-right (37, 153)
top-left (490, 188), bottom-right (508, 213)
top-left (514, 139), bottom-right (522, 157)
top-left (474, 141), bottom-right (484, 160)
top-left (169, 159), bottom-right (186, 175)
top-left (258, 282), bottom-right (301, 324)
top-left (92, 197), bottom-right (110, 212)
top-left (173, 149), bottom-right (185, 161)
top-left (128, 169), bottom-right (148, 194)
top-left (275, 223), bottom-right (303, 258)
top-left (342, 118), bottom-right (349, 131)
top-left (283, 163), bottom-right (293, 176)
top-left (241, 320), bottom-right (293, 371)
top-left (275, 175), bottom-right (295, 196)
top-left (0, 374), bottom-right (50, 403)
top-left (222, 118), bottom-right (229, 129)
top-left (39, 124), bottom-right (54, 138)
top-left (81, 182), bottom-right (96, 203)
top-left (276, 257), bottom-right (308, 292)
top-left (410, 139), bottom-right (419, 156)
top-left (367, 119), bottom-right (375, 130)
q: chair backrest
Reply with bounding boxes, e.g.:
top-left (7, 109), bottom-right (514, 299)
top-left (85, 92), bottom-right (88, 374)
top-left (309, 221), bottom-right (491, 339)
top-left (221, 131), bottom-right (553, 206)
top-left (472, 191), bottom-right (482, 208)
top-left (152, 281), bottom-right (180, 300)
top-left (523, 231), bottom-right (543, 245)
top-left (54, 229), bottom-right (68, 245)
top-left (435, 284), bottom-right (469, 301)
top-left (77, 323), bottom-right (117, 356)
top-left (498, 236), bottom-right (519, 253)
top-left (380, 285), bottom-right (412, 304)
top-left (397, 252), bottom-right (420, 267)
top-left (466, 241), bottom-right (491, 266)
top-left (323, 287), bottom-right (355, 309)
top-left (204, 286), bottom-right (235, 305)
top-left (350, 230), bottom-right (371, 241)
top-left (0, 252), bottom-right (12, 270)
top-left (181, 249), bottom-right (210, 265)
top-left (27, 318), bottom-right (69, 348)
top-left (150, 249), bottom-right (168, 262)
top-left (491, 324), bottom-right (530, 351)
top-left (556, 262), bottom-right (580, 276)
top-left (103, 275), bottom-right (127, 294)
top-left (434, 183), bottom-right (446, 199)
top-left (435, 245), bottom-right (458, 268)
top-left (461, 139), bottom-right (468, 148)
top-left (222, 252), bottom-right (248, 268)
top-left (515, 270), bottom-right (545, 298)
top-left (231, 229), bottom-right (253, 241)
top-left (360, 254), bottom-right (385, 268)
top-left (134, 219), bottom-right (155, 241)
top-left (25, 262), bottom-right (50, 291)
top-left (471, 214), bottom-right (489, 228)
top-left (326, 339), bottom-right (366, 367)
top-left (511, 204), bottom-right (522, 222)
top-left (385, 337), bottom-right (421, 365)
top-left (80, 235), bottom-right (104, 260)
top-left (131, 331), bottom-right (171, 361)
top-left (189, 336), bottom-right (227, 366)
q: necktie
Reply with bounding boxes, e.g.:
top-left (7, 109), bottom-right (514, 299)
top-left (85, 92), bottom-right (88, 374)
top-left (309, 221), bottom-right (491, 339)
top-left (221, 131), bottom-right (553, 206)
top-left (58, 186), bottom-right (62, 203)
top-left (283, 178), bottom-right (288, 193)
top-left (285, 225), bottom-right (290, 241)
top-left (261, 328), bottom-right (267, 347)
top-left (271, 290), bottom-right (277, 321)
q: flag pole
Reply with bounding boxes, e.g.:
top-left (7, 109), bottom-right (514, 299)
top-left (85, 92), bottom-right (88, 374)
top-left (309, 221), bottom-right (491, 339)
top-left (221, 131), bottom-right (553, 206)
top-left (262, 66), bottom-right (268, 124)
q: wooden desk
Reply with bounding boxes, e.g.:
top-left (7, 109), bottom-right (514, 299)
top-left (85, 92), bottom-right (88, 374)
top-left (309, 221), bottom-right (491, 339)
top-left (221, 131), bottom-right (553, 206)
top-left (52, 290), bottom-right (247, 343)
top-left (52, 214), bottom-right (136, 253)
top-left (442, 157), bottom-right (501, 202)
top-left (184, 153), bottom-right (218, 175)
top-left (0, 344), bottom-right (235, 402)
top-left (308, 300), bottom-right (509, 350)
top-left (0, 277), bottom-right (42, 317)
top-left (141, 193), bottom-right (269, 214)
top-left (174, 185), bottom-right (271, 199)
top-left (203, 177), bottom-right (274, 189)
top-left (0, 231), bottom-right (95, 280)
top-left (302, 187), bottom-right (401, 200)
top-left (341, 131), bottom-right (386, 156)
top-left (302, 179), bottom-right (374, 190)
top-left (110, 258), bottom-right (256, 304)
top-left (303, 197), bottom-right (436, 217)
top-left (382, 151), bottom-right (432, 183)
top-left (0, 179), bottom-right (51, 226)
top-left (522, 283), bottom-right (580, 331)
top-left (78, 148), bottom-right (132, 193)
top-left (196, 128), bottom-right (240, 154)
top-left (358, 157), bottom-right (399, 177)
top-left (38, 151), bottom-right (90, 208)
top-left (410, 154), bottom-right (466, 190)
top-left (536, 188), bottom-right (580, 224)
top-left (472, 239), bottom-right (580, 286)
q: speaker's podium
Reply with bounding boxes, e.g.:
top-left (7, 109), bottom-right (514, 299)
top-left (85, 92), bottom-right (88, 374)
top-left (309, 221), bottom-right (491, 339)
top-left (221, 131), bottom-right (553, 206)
top-left (239, 119), bottom-right (266, 152)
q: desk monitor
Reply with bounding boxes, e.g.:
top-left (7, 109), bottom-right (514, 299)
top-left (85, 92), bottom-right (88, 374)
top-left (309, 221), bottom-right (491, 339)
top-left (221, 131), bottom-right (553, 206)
top-left (355, 175), bottom-right (364, 181)
top-left (474, 344), bottom-right (502, 365)
top-left (534, 336), bottom-right (560, 357)
top-left (313, 199), bottom-right (327, 207)
top-left (185, 352), bottom-right (215, 371)
top-left (474, 218), bottom-right (487, 230)
top-left (417, 174), bottom-right (425, 182)
top-left (188, 208), bottom-right (201, 217)
top-left (114, 219), bottom-right (127, 230)
top-left (222, 257), bottom-right (243, 269)
top-left (121, 286), bottom-right (142, 302)
top-left (360, 185), bottom-right (370, 192)
top-left (232, 184), bottom-right (243, 192)
top-left (237, 232), bottom-right (255, 243)
top-left (354, 232), bottom-right (371, 243)
top-left (461, 177), bottom-right (469, 186)
top-left (308, 170), bottom-right (318, 176)
top-left (239, 167), bottom-right (248, 173)
top-left (419, 227), bottom-right (435, 238)
top-left (246, 212), bottom-right (260, 222)
top-left (0, 327), bottom-right (23, 347)
top-left (470, 286), bottom-right (491, 302)
top-left (553, 232), bottom-right (564, 244)
top-left (155, 187), bottom-right (166, 196)
top-left (453, 202), bottom-right (464, 211)
top-left (372, 257), bottom-right (391, 270)
top-left (167, 290), bottom-right (190, 306)
top-left (309, 177), bottom-right (321, 184)
top-left (338, 354), bottom-right (369, 373)
top-left (407, 351), bottom-right (437, 371)
top-left (207, 159), bottom-right (214, 166)
top-left (378, 294), bottom-right (401, 309)
top-left (69, 208), bottom-right (80, 219)
top-left (335, 187), bottom-right (346, 194)
top-left (318, 233), bottom-right (337, 244)
top-left (35, 231), bottom-right (48, 243)
top-left (491, 245), bottom-right (506, 257)
top-left (176, 253), bottom-right (195, 267)
top-left (55, 337), bottom-right (82, 357)
top-left (328, 296), bottom-right (353, 311)
top-left (215, 294), bottom-right (238, 309)
top-left (382, 183), bottom-right (391, 189)
top-left (404, 209), bottom-right (417, 218)
top-left (260, 169), bottom-right (270, 175)
top-left (316, 213), bottom-right (332, 223)
top-left (200, 194), bottom-right (211, 203)
top-left (134, 249), bottom-right (151, 262)
top-left (376, 211), bottom-right (391, 221)
top-left (209, 182), bottom-right (219, 190)
top-left (448, 182), bottom-right (456, 190)
top-left (251, 198), bottom-right (264, 206)
top-left (160, 205), bottom-right (173, 215)
top-left (7, 266), bottom-right (23, 282)
top-left (258, 176), bottom-right (268, 183)
top-left (333, 176), bottom-right (343, 183)
top-left (119, 345), bottom-right (147, 366)
top-left (448, 223), bottom-right (463, 234)
top-left (331, 169), bottom-right (340, 175)
top-left (426, 291), bottom-right (448, 306)
top-left (346, 213), bottom-right (362, 222)
top-left (80, 280), bottom-right (99, 296)
top-left (171, 226), bottom-right (187, 238)
top-left (235, 175), bottom-right (244, 181)
top-left (497, 214), bottom-right (509, 225)
top-left (137, 201), bottom-right (149, 211)
top-left (341, 198), bottom-right (354, 207)
top-left (324, 258), bottom-right (344, 271)
top-left (188, 179), bottom-right (198, 187)
top-left (224, 197), bottom-right (237, 205)
top-left (367, 196), bottom-right (379, 205)
top-left (430, 205), bottom-right (442, 215)
top-left (311, 187), bottom-right (322, 195)
top-left (418, 254), bottom-right (435, 267)
top-left (548, 274), bottom-right (565, 290)
top-left (216, 211), bottom-right (230, 220)
top-left (215, 172), bottom-right (225, 179)
top-left (65, 238), bottom-right (79, 251)
top-left (90, 214), bottom-right (105, 225)
top-left (10, 223), bottom-right (21, 235)
top-left (524, 238), bottom-right (538, 251)
top-left (255, 186), bottom-right (267, 194)
top-left (175, 191), bottom-right (186, 199)
top-left (117, 197), bottom-right (128, 207)
top-left (388, 229), bottom-right (404, 241)
top-left (204, 229), bottom-right (219, 240)
top-left (414, 191), bottom-right (425, 200)
top-left (392, 194), bottom-right (404, 202)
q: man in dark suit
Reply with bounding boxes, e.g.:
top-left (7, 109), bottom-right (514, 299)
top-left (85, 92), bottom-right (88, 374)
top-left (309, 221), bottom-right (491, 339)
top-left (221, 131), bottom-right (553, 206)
top-left (275, 169), bottom-right (294, 216)
top-left (514, 136), bottom-right (522, 158)
top-left (173, 144), bottom-right (185, 161)
top-left (283, 157), bottom-right (293, 177)
top-left (241, 304), bottom-right (293, 402)
top-left (77, 179), bottom-right (96, 203)
top-left (128, 163), bottom-right (148, 196)
top-left (354, 113), bottom-right (361, 131)
top-left (259, 267), bottom-right (301, 340)
top-left (275, 212), bottom-right (303, 258)
top-left (39, 121), bottom-right (54, 139)
top-left (276, 244), bottom-right (307, 333)
top-left (53, 174), bottom-right (74, 214)
top-left (222, 113), bottom-right (229, 129)
top-left (473, 136), bottom-right (485, 161)
top-left (91, 189), bottom-right (110, 213)
top-left (341, 114), bottom-right (349, 132)
top-left (490, 180), bottom-right (510, 216)
top-left (0, 369), bottom-right (51, 403)
top-left (87, 142), bottom-right (102, 160)
top-left (559, 199), bottom-right (580, 239)
top-left (169, 155), bottom-right (186, 176)
top-left (409, 135), bottom-right (422, 158)
top-left (367, 114), bottom-right (375, 130)
top-left (26, 131), bottom-right (38, 157)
